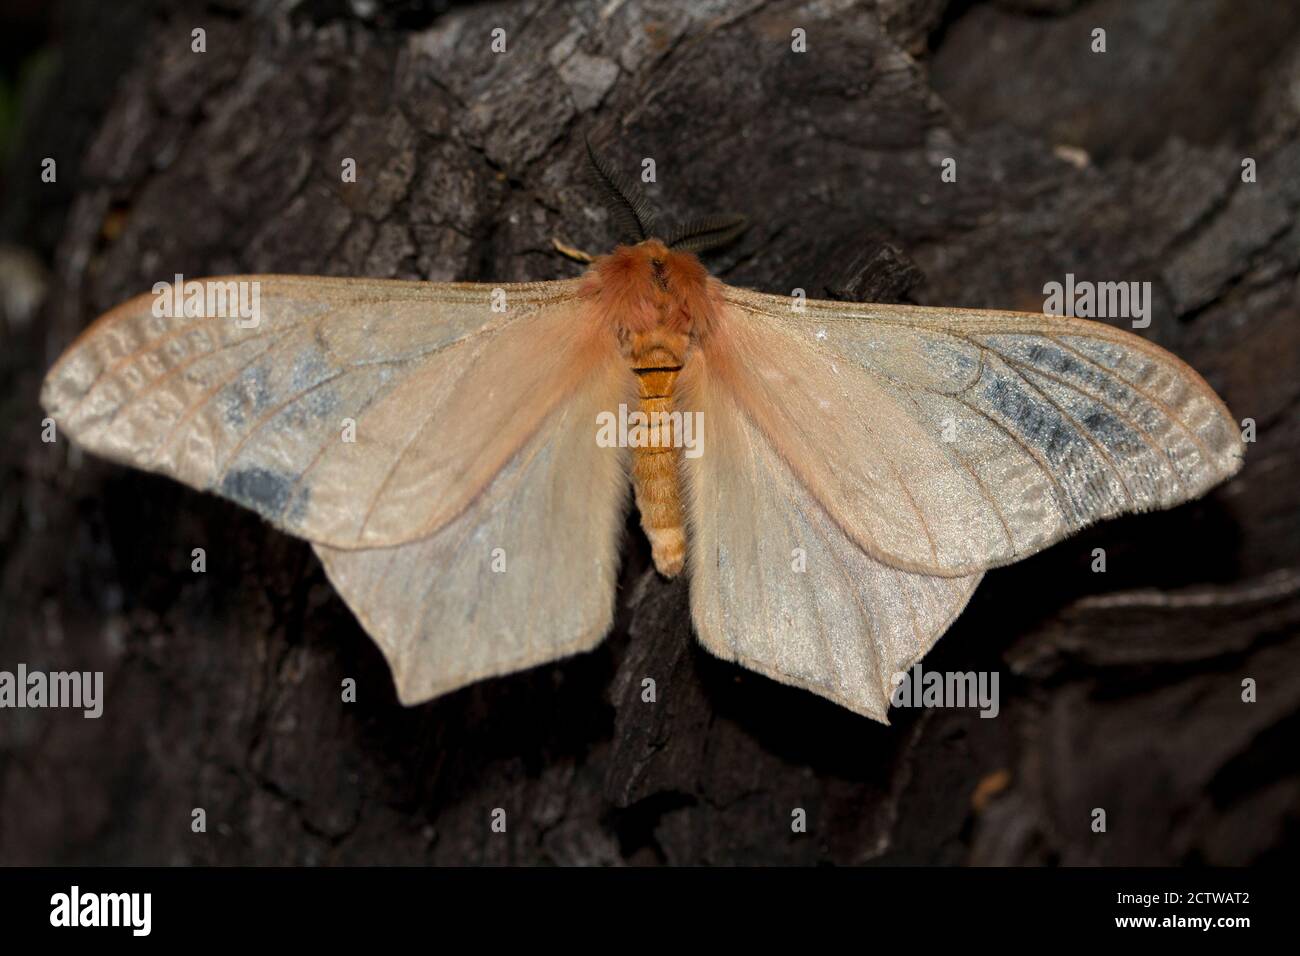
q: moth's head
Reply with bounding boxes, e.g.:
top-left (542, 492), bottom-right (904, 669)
top-left (581, 139), bottom-right (745, 342)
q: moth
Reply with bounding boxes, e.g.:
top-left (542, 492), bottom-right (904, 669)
top-left (40, 144), bottom-right (1244, 722)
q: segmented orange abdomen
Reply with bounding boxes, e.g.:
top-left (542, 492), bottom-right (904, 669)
top-left (630, 365), bottom-right (686, 578)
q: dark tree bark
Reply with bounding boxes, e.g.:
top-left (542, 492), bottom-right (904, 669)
top-left (1, 0), bottom-right (1297, 865)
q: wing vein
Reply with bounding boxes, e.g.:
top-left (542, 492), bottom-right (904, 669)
top-left (949, 391), bottom-right (1073, 523)
top-left (1046, 333), bottom-right (1215, 466)
top-left (993, 344), bottom-right (1185, 494)
top-left (150, 328), bottom-right (307, 462)
top-left (80, 325), bottom-right (281, 439)
top-left (901, 393), bottom-right (1016, 550)
top-left (980, 345), bottom-right (1136, 506)
top-left (778, 469), bottom-right (840, 686)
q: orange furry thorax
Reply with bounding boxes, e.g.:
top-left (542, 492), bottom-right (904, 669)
top-left (582, 239), bottom-right (723, 364)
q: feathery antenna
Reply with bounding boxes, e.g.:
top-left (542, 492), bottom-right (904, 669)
top-left (582, 139), bottom-right (747, 253)
top-left (666, 213), bottom-right (749, 254)
top-left (585, 137), bottom-right (658, 245)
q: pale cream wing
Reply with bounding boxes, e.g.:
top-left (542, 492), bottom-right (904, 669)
top-left (41, 275), bottom-right (607, 549)
top-left (314, 358), bottom-right (632, 704)
top-left (681, 356), bottom-right (981, 722)
top-left (709, 286), bottom-right (1244, 576)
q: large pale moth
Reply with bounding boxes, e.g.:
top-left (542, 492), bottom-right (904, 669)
top-left (40, 145), bottom-right (1244, 722)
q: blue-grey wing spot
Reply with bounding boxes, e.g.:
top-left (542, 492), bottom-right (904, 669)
top-left (1080, 408), bottom-right (1136, 451)
top-left (979, 364), bottom-right (1128, 522)
top-left (982, 375), bottom-right (1074, 466)
top-left (991, 335), bottom-right (1195, 491)
top-left (218, 364), bottom-right (273, 427)
top-left (920, 336), bottom-right (982, 392)
top-left (277, 350), bottom-right (344, 427)
top-left (220, 467), bottom-right (296, 520)
top-left (289, 346), bottom-right (334, 394)
top-left (1020, 342), bottom-right (1132, 408)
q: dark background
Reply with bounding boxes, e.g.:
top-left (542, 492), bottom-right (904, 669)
top-left (0, 0), bottom-right (1297, 865)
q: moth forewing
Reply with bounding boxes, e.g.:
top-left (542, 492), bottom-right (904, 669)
top-left (711, 286), bottom-right (1245, 576)
top-left (40, 274), bottom-right (608, 550)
